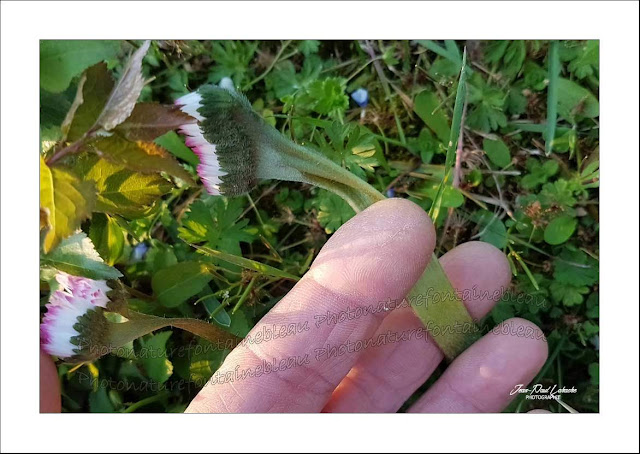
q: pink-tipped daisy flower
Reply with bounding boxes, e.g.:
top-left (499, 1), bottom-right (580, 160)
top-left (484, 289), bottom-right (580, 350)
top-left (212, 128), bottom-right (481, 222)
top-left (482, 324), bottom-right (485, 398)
top-left (40, 272), bottom-right (111, 359)
top-left (175, 91), bottom-right (227, 195)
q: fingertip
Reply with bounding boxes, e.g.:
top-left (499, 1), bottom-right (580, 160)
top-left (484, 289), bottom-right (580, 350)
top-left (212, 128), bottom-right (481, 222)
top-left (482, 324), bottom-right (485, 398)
top-left (309, 198), bottom-right (435, 299)
top-left (440, 241), bottom-right (512, 320)
top-left (495, 318), bottom-right (549, 368)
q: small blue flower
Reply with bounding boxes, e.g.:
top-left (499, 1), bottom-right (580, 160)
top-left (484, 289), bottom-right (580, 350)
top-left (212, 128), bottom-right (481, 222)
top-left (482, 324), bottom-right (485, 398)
top-left (386, 188), bottom-right (396, 198)
top-left (351, 88), bottom-right (369, 108)
top-left (132, 242), bottom-right (149, 262)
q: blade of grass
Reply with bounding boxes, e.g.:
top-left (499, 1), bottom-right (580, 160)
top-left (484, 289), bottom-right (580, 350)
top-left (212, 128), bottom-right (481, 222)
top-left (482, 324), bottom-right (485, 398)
top-left (545, 41), bottom-right (560, 156)
top-left (190, 244), bottom-right (300, 281)
top-left (429, 48), bottom-right (468, 221)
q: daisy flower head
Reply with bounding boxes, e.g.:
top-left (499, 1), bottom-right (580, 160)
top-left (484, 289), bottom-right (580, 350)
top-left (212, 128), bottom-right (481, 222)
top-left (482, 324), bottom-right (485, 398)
top-left (175, 81), bottom-right (263, 196)
top-left (40, 271), bottom-right (111, 360)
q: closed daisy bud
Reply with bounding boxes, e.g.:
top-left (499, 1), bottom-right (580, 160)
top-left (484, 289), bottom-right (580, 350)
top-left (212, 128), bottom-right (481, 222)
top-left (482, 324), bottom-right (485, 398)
top-left (175, 83), bottom-right (383, 210)
top-left (40, 272), bottom-right (111, 361)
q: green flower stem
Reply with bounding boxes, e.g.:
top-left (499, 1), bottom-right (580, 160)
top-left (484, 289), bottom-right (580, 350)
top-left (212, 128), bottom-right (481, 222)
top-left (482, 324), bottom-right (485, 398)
top-left (409, 254), bottom-right (481, 360)
top-left (259, 127), bottom-right (479, 360)
top-left (106, 310), bottom-right (240, 354)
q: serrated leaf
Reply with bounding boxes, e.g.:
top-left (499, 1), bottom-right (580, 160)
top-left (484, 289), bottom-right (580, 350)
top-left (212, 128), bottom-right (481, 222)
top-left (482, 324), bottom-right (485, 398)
top-left (544, 215), bottom-right (578, 245)
top-left (88, 386), bottom-right (116, 413)
top-left (114, 103), bottom-right (195, 142)
top-left (305, 77), bottom-right (348, 117)
top-left (475, 210), bottom-right (508, 249)
top-left (96, 40), bottom-right (150, 131)
top-left (152, 261), bottom-right (213, 307)
top-left (73, 154), bottom-right (172, 218)
top-left (483, 138), bottom-right (512, 168)
top-left (66, 63), bottom-right (114, 142)
top-left (178, 197), bottom-right (254, 258)
top-left (91, 134), bottom-right (195, 185)
top-left (40, 232), bottom-right (122, 280)
top-left (89, 213), bottom-right (125, 265)
top-left (40, 157), bottom-right (96, 253)
top-left (414, 90), bottom-right (450, 143)
top-left (311, 190), bottom-right (355, 234)
top-left (40, 40), bottom-right (121, 93)
top-left (557, 78), bottom-right (599, 122)
top-left (553, 249), bottom-right (598, 287)
top-left (138, 331), bottom-right (173, 384)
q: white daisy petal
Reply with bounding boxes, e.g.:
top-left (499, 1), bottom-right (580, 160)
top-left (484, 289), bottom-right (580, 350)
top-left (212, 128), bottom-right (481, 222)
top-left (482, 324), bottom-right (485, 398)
top-left (40, 272), bottom-right (111, 359)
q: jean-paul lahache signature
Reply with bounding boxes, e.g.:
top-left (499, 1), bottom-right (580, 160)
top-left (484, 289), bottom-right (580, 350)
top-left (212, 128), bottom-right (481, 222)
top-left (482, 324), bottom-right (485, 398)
top-left (510, 383), bottom-right (578, 399)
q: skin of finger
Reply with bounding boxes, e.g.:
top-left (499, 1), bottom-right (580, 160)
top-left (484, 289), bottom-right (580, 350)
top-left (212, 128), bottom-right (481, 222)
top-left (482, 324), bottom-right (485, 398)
top-left (40, 350), bottom-right (61, 413)
top-left (323, 241), bottom-right (511, 412)
top-left (409, 318), bottom-right (548, 413)
top-left (186, 198), bottom-right (435, 413)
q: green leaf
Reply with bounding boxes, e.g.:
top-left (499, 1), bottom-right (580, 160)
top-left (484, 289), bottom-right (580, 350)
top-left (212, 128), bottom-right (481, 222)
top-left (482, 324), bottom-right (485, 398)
top-left (172, 338), bottom-right (229, 385)
top-left (40, 158), bottom-right (96, 253)
top-left (483, 138), bottom-right (512, 168)
top-left (567, 40), bottom-right (599, 80)
top-left (544, 215), bottom-right (578, 245)
top-left (89, 386), bottom-right (116, 413)
top-left (90, 134), bottom-right (195, 185)
top-left (138, 331), bottom-right (173, 384)
top-left (200, 294), bottom-right (232, 327)
top-left (178, 197), bottom-right (254, 259)
top-left (89, 213), bottom-right (125, 266)
top-left (298, 40), bottom-right (320, 56)
top-left (40, 86), bottom-right (75, 130)
top-left (309, 190), bottom-right (355, 234)
top-left (557, 78), bottom-right (599, 122)
top-left (305, 77), bottom-right (349, 117)
top-left (154, 131), bottom-right (199, 167)
top-left (66, 63), bottom-right (114, 141)
top-left (414, 91), bottom-right (451, 143)
top-left (40, 232), bottom-right (122, 280)
top-left (72, 154), bottom-right (172, 218)
top-left (415, 183), bottom-right (464, 209)
top-left (520, 159), bottom-right (559, 190)
top-left (114, 103), bottom-right (195, 142)
top-left (152, 261), bottom-right (213, 307)
top-left (486, 40), bottom-right (526, 80)
top-left (553, 249), bottom-right (598, 287)
top-left (475, 211), bottom-right (508, 249)
top-left (550, 281), bottom-right (588, 306)
top-left (40, 40), bottom-right (121, 93)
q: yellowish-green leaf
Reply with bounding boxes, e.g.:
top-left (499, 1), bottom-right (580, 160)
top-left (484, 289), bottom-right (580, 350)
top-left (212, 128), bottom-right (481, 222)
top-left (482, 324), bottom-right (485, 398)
top-left (91, 134), bottom-right (195, 185)
top-left (73, 154), bottom-right (172, 218)
top-left (40, 156), bottom-right (54, 230)
top-left (40, 158), bottom-right (96, 253)
top-left (89, 213), bottom-right (125, 265)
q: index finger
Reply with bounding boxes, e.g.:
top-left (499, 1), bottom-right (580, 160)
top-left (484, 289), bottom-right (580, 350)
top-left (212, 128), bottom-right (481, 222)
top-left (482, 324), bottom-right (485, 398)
top-left (186, 198), bottom-right (435, 413)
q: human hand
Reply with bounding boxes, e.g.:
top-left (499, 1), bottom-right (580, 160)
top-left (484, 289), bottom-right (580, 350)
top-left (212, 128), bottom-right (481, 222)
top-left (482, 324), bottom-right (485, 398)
top-left (186, 199), bottom-right (548, 413)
